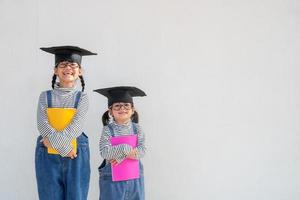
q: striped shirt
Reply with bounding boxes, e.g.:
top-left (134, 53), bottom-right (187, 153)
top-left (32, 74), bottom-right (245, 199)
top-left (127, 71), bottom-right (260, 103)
top-left (99, 121), bottom-right (146, 163)
top-left (37, 85), bottom-right (88, 157)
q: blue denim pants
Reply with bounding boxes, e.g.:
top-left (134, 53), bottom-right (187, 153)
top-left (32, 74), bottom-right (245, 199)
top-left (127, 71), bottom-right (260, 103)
top-left (35, 133), bottom-right (90, 200)
top-left (98, 160), bottom-right (145, 200)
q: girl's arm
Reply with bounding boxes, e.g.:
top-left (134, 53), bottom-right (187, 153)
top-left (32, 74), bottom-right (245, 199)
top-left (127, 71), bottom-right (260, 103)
top-left (99, 126), bottom-right (133, 163)
top-left (37, 92), bottom-right (56, 138)
top-left (37, 92), bottom-right (88, 157)
top-left (131, 123), bottom-right (146, 159)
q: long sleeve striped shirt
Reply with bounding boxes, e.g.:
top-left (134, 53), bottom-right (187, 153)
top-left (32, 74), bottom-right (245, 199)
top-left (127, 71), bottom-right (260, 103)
top-left (99, 121), bottom-right (146, 163)
top-left (37, 85), bottom-right (88, 157)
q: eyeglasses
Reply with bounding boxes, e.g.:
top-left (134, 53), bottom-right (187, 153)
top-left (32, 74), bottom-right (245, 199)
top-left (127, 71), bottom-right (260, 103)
top-left (110, 103), bottom-right (132, 111)
top-left (57, 62), bottom-right (80, 69)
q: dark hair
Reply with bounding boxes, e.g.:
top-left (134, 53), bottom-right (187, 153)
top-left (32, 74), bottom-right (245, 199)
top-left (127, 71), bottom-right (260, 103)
top-left (102, 110), bottom-right (110, 126)
top-left (79, 75), bottom-right (85, 92)
top-left (51, 65), bottom-right (85, 92)
top-left (101, 104), bottom-right (139, 126)
top-left (51, 74), bottom-right (57, 90)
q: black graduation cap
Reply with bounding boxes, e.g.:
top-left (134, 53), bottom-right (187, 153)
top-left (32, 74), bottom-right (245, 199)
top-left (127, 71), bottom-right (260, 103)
top-left (94, 86), bottom-right (146, 107)
top-left (40, 46), bottom-right (97, 66)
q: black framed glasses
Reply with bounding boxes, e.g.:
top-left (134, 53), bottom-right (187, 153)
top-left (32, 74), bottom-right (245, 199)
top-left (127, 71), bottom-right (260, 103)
top-left (110, 103), bottom-right (132, 111)
top-left (57, 61), bottom-right (80, 69)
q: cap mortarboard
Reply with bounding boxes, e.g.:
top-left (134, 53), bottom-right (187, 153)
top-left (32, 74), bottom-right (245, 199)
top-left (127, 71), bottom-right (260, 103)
top-left (40, 46), bottom-right (97, 65)
top-left (94, 86), bottom-right (146, 107)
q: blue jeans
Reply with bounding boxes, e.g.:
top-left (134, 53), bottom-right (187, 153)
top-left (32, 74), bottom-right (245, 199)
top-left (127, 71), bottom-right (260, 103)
top-left (98, 160), bottom-right (145, 200)
top-left (35, 133), bottom-right (90, 200)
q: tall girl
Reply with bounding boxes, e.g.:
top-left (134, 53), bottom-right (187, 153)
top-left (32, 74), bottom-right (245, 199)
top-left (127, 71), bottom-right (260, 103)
top-left (35, 46), bottom-right (96, 200)
top-left (94, 86), bottom-right (147, 200)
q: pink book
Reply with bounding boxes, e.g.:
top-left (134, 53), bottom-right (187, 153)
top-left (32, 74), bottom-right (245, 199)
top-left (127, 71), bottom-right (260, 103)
top-left (110, 135), bottom-right (139, 182)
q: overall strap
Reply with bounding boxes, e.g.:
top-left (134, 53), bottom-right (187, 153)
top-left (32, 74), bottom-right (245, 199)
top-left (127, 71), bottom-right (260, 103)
top-left (107, 123), bottom-right (115, 137)
top-left (74, 91), bottom-right (82, 109)
top-left (132, 123), bottom-right (138, 135)
top-left (46, 90), bottom-right (52, 108)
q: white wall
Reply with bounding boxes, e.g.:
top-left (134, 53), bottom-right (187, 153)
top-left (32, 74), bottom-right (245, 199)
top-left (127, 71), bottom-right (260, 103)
top-left (0, 0), bottom-right (300, 199)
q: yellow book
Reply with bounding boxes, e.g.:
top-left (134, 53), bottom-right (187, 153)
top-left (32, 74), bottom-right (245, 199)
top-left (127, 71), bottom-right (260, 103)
top-left (46, 108), bottom-right (77, 155)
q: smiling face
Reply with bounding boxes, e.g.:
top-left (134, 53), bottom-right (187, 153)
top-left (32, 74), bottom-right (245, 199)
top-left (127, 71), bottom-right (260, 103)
top-left (109, 102), bottom-right (135, 124)
top-left (54, 61), bottom-right (82, 87)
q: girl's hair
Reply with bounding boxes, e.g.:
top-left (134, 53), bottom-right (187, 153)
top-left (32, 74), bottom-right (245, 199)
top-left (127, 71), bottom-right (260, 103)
top-left (79, 75), bottom-right (85, 92)
top-left (102, 104), bottom-right (139, 126)
top-left (51, 65), bottom-right (85, 92)
top-left (51, 74), bottom-right (57, 90)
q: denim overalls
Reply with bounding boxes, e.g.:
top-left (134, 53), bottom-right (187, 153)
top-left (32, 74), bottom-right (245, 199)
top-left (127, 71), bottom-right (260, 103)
top-left (99, 123), bottom-right (145, 200)
top-left (35, 90), bottom-right (90, 200)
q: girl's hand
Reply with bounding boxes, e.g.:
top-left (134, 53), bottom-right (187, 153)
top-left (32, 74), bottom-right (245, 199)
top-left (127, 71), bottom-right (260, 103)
top-left (42, 137), bottom-right (52, 148)
top-left (67, 149), bottom-right (77, 159)
top-left (42, 137), bottom-right (77, 159)
top-left (109, 159), bottom-right (118, 166)
top-left (127, 148), bottom-right (138, 160)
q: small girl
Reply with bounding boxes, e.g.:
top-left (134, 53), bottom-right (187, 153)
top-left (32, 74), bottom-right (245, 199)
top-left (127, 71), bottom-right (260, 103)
top-left (35, 46), bottom-right (96, 200)
top-left (94, 86), bottom-right (147, 200)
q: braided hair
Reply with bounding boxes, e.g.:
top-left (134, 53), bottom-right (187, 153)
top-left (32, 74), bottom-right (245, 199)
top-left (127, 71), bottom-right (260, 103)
top-left (51, 74), bottom-right (57, 89)
top-left (79, 75), bottom-right (85, 92)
